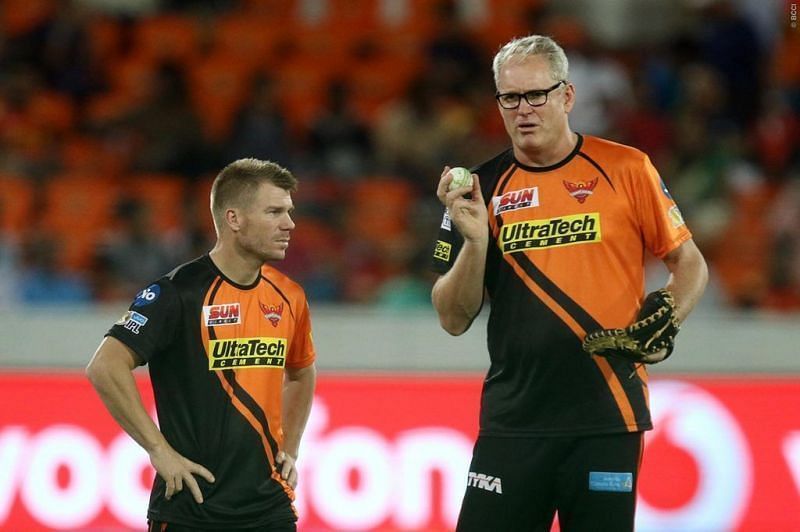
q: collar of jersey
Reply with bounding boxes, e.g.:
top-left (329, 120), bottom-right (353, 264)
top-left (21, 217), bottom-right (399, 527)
top-left (204, 253), bottom-right (262, 290)
top-left (513, 133), bottom-right (583, 173)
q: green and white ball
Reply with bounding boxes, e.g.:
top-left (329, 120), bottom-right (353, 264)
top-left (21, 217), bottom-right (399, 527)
top-left (447, 167), bottom-right (473, 191)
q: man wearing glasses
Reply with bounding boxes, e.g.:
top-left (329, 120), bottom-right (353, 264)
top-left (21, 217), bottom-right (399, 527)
top-left (431, 35), bottom-right (708, 530)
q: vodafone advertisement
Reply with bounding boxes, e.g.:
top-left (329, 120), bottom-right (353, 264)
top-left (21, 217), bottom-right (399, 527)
top-left (1, 373), bottom-right (799, 531)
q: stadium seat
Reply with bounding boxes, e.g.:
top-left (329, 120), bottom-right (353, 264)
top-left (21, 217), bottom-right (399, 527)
top-left (87, 15), bottom-right (122, 64)
top-left (133, 14), bottom-right (200, 63)
top-left (344, 177), bottom-right (414, 249)
top-left (61, 134), bottom-right (127, 175)
top-left (0, 174), bottom-right (35, 234)
top-left (125, 173), bottom-right (187, 233)
top-left (27, 91), bottom-right (75, 133)
top-left (42, 173), bottom-right (122, 235)
top-left (274, 52), bottom-right (339, 133)
top-left (346, 50), bottom-right (420, 123)
top-left (187, 52), bottom-right (253, 141)
top-left (213, 14), bottom-right (284, 70)
top-left (0, 0), bottom-right (54, 37)
top-left (40, 173), bottom-right (123, 270)
top-left (712, 185), bottom-right (777, 306)
top-left (110, 53), bottom-right (159, 104)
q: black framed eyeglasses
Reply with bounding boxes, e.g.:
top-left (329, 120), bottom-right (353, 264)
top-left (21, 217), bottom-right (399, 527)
top-left (495, 81), bottom-right (566, 109)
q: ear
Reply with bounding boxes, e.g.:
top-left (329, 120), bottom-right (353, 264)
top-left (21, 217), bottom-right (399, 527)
top-left (563, 82), bottom-right (576, 113)
top-left (225, 208), bottom-right (241, 232)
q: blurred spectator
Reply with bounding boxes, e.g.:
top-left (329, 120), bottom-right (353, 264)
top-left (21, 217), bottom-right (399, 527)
top-left (764, 178), bottom-right (800, 310)
top-left (546, 16), bottom-right (633, 137)
top-left (113, 62), bottom-right (212, 178)
top-left (374, 75), bottom-right (474, 187)
top-left (423, 0), bottom-right (487, 94)
top-left (0, 66), bottom-right (61, 178)
top-left (0, 231), bottom-right (21, 308)
top-left (39, 1), bottom-right (105, 103)
top-left (94, 197), bottom-right (174, 300)
top-left (374, 241), bottom-right (433, 309)
top-left (616, 72), bottom-right (672, 166)
top-left (751, 89), bottom-right (799, 175)
top-left (694, 0), bottom-right (763, 126)
top-left (225, 74), bottom-right (292, 168)
top-left (307, 79), bottom-right (373, 179)
top-left (18, 234), bottom-right (92, 304)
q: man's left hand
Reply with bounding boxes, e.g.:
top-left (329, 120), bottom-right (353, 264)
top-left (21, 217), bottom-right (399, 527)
top-left (276, 451), bottom-right (298, 489)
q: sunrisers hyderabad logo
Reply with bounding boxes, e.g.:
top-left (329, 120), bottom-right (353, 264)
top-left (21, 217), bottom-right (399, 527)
top-left (563, 178), bottom-right (598, 203)
top-left (260, 302), bottom-right (284, 327)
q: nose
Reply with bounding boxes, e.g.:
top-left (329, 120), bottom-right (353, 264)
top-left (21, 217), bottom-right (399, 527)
top-left (283, 212), bottom-right (296, 231)
top-left (517, 99), bottom-right (536, 113)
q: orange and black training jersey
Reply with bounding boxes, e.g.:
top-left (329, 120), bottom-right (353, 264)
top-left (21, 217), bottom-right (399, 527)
top-left (432, 135), bottom-right (692, 437)
top-left (106, 254), bottom-right (315, 528)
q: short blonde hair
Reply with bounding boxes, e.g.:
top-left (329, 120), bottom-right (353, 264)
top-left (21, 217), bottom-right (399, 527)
top-left (492, 35), bottom-right (569, 86)
top-left (210, 158), bottom-right (297, 231)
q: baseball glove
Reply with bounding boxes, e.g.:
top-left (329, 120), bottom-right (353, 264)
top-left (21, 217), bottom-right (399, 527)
top-left (582, 289), bottom-right (679, 364)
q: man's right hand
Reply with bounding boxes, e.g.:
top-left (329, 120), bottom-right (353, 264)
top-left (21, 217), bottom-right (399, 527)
top-left (149, 443), bottom-right (215, 503)
top-left (436, 166), bottom-right (489, 244)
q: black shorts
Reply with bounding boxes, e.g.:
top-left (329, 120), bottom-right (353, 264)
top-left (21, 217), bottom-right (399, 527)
top-left (147, 520), bottom-right (296, 532)
top-left (456, 432), bottom-right (644, 532)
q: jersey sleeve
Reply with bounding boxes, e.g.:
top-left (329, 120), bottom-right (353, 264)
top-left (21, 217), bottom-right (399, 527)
top-left (105, 280), bottom-right (180, 363)
top-left (286, 297), bottom-right (316, 369)
top-left (431, 208), bottom-right (465, 274)
top-left (634, 155), bottom-right (692, 258)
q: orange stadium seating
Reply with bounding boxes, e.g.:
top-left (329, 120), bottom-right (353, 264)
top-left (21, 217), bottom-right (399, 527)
top-left (0, 174), bottom-right (35, 234)
top-left (187, 52), bottom-right (255, 141)
top-left (133, 14), bottom-right (200, 63)
top-left (41, 173), bottom-right (122, 270)
top-left (125, 173), bottom-right (187, 233)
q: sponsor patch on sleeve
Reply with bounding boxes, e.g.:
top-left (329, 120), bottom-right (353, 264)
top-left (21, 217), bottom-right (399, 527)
top-left (433, 240), bottom-right (452, 262)
top-left (116, 311), bottom-right (149, 334)
top-left (589, 472), bottom-right (633, 492)
top-left (440, 210), bottom-right (452, 231)
top-left (660, 178), bottom-right (674, 200)
top-left (668, 205), bottom-right (685, 228)
top-left (133, 284), bottom-right (160, 307)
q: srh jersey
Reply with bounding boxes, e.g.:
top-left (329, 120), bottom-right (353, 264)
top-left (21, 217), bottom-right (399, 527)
top-left (107, 254), bottom-right (315, 527)
top-left (432, 135), bottom-right (691, 437)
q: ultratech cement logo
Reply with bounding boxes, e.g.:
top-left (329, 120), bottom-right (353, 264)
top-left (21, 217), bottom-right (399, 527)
top-left (499, 213), bottom-right (601, 253)
top-left (467, 472), bottom-right (503, 494)
top-left (203, 303), bottom-right (240, 326)
top-left (492, 187), bottom-right (539, 215)
top-left (208, 337), bottom-right (287, 370)
top-left (434, 240), bottom-right (452, 261)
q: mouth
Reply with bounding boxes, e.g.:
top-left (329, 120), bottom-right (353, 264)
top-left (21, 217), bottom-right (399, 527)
top-left (517, 122), bottom-right (539, 132)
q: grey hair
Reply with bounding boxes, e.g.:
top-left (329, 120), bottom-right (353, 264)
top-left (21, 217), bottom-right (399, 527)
top-left (492, 35), bottom-right (569, 86)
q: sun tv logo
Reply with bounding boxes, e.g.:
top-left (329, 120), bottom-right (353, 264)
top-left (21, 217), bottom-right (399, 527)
top-left (203, 303), bottom-right (240, 326)
top-left (260, 302), bottom-right (284, 327)
top-left (467, 472), bottom-right (503, 494)
top-left (563, 178), bottom-right (598, 203)
top-left (493, 187), bottom-right (539, 215)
